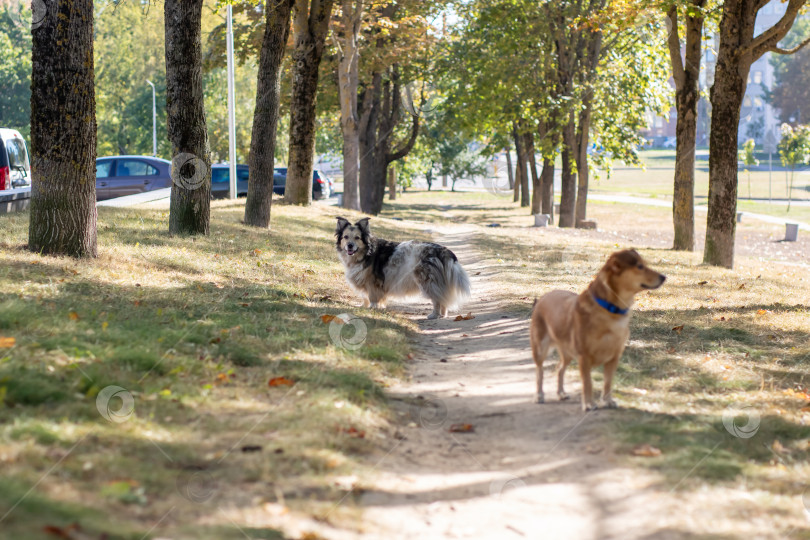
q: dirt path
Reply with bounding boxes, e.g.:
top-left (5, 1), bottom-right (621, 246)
top-left (344, 225), bottom-right (679, 539)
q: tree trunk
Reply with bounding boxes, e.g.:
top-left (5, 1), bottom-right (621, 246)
top-left (337, 0), bottom-right (363, 211)
top-left (513, 125), bottom-right (523, 203)
top-left (28, 0), bottom-right (97, 257)
top-left (165, 0), bottom-right (211, 235)
top-left (388, 167), bottom-right (396, 200)
top-left (244, 0), bottom-right (294, 228)
top-left (540, 127), bottom-right (557, 217)
top-left (668, 3), bottom-right (705, 251)
top-left (519, 139), bottom-right (530, 208)
top-left (527, 132), bottom-right (541, 214)
top-left (574, 96), bottom-right (592, 226)
top-left (285, 0), bottom-right (335, 205)
top-left (704, 3), bottom-right (751, 267)
top-left (704, 0), bottom-right (808, 266)
top-left (359, 73), bottom-right (380, 213)
top-left (559, 112), bottom-right (577, 228)
top-left (505, 145), bottom-right (514, 189)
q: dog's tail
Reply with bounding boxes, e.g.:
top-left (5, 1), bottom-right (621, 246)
top-left (441, 258), bottom-right (471, 310)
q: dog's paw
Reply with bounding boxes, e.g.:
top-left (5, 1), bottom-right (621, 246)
top-left (535, 394), bottom-right (545, 404)
top-left (582, 403), bottom-right (598, 412)
top-left (601, 399), bottom-right (618, 409)
top-left (558, 392), bottom-right (570, 401)
top-left (426, 312), bottom-right (439, 320)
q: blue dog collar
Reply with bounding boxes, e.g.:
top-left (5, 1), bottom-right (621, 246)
top-left (592, 294), bottom-right (628, 315)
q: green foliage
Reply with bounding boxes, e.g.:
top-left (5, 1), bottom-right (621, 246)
top-left (768, 19), bottom-right (810, 125)
top-left (0, 5), bottom-right (33, 138)
top-left (741, 139), bottom-right (759, 168)
top-left (777, 123), bottom-right (810, 210)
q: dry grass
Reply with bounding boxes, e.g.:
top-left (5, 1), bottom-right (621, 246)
top-left (0, 200), bottom-right (429, 540)
top-left (383, 191), bottom-right (810, 537)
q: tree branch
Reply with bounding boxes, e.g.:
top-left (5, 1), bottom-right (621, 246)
top-left (770, 34), bottom-right (810, 55)
top-left (386, 113), bottom-right (419, 164)
top-left (743, 0), bottom-right (808, 60)
top-left (667, 6), bottom-right (686, 89)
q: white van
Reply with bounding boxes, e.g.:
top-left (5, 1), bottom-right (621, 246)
top-left (0, 129), bottom-right (31, 190)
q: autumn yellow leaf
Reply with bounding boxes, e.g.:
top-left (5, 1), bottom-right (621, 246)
top-left (68, 311), bottom-right (80, 321)
top-left (449, 423), bottom-right (475, 433)
top-left (268, 377), bottom-right (295, 387)
top-left (631, 444), bottom-right (662, 457)
top-left (0, 337), bottom-right (16, 348)
top-left (321, 314), bottom-right (342, 324)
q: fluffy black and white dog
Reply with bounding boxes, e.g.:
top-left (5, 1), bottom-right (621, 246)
top-left (335, 217), bottom-right (471, 320)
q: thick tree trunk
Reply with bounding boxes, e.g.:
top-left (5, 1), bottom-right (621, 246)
top-left (165, 0), bottom-right (211, 235)
top-left (519, 137), bottom-right (530, 208)
top-left (704, 3), bottom-right (751, 268)
top-left (574, 97), bottom-right (592, 226)
top-left (527, 132), bottom-right (541, 214)
top-left (559, 112), bottom-right (577, 228)
top-left (704, 0), bottom-right (807, 266)
top-left (337, 0), bottom-right (363, 211)
top-left (28, 0), bottom-right (97, 257)
top-left (388, 167), bottom-right (396, 200)
top-left (285, 0), bottom-right (334, 205)
top-left (668, 3), bottom-right (704, 251)
top-left (359, 73), bottom-right (380, 214)
top-left (244, 0), bottom-right (293, 228)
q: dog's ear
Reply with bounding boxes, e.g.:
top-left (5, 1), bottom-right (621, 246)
top-left (335, 216), bottom-right (351, 235)
top-left (355, 217), bottom-right (371, 234)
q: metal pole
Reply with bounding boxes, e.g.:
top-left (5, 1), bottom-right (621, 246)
top-left (146, 80), bottom-right (156, 157)
top-left (226, 5), bottom-right (237, 199)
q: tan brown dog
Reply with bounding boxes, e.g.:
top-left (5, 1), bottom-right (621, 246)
top-left (530, 249), bottom-right (665, 411)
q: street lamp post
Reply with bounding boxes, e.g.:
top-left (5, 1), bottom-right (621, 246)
top-left (226, 4), bottom-right (237, 199)
top-left (146, 80), bottom-right (157, 157)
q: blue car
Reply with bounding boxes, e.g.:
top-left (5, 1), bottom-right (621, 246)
top-left (95, 155), bottom-right (172, 201)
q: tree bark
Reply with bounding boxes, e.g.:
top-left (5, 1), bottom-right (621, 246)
top-left (668, 2), bottom-right (705, 251)
top-left (540, 129), bottom-right (557, 217)
top-left (512, 125), bottom-right (523, 204)
top-left (559, 111), bottom-right (577, 227)
top-left (388, 167), bottom-right (396, 200)
top-left (28, 0), bottom-right (97, 257)
top-left (705, 0), bottom-right (808, 267)
top-left (527, 132), bottom-right (541, 214)
top-left (244, 0), bottom-right (294, 228)
top-left (505, 144), bottom-right (514, 189)
top-left (165, 0), bottom-right (211, 235)
top-left (359, 72), bottom-right (381, 213)
top-left (574, 96), bottom-right (593, 226)
top-left (337, 0), bottom-right (363, 211)
top-left (285, 0), bottom-right (335, 205)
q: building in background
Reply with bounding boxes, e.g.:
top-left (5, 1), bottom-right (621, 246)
top-left (643, 0), bottom-right (799, 148)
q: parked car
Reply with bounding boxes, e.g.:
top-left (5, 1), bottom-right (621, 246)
top-left (210, 164), bottom-right (249, 198)
top-left (95, 155), bottom-right (172, 200)
top-left (0, 128), bottom-right (31, 190)
top-left (273, 168), bottom-right (332, 200)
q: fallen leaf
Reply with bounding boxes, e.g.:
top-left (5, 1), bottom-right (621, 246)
top-left (268, 377), bottom-right (295, 387)
top-left (671, 324), bottom-right (684, 334)
top-left (68, 311), bottom-right (80, 321)
top-left (449, 423), bottom-right (475, 433)
top-left (0, 337), bottom-right (15, 348)
top-left (321, 314), bottom-right (341, 324)
top-left (339, 426), bottom-right (365, 438)
top-left (453, 313), bottom-right (475, 321)
top-left (631, 444), bottom-right (662, 457)
top-left (240, 302), bottom-right (251, 307)
top-left (698, 280), bottom-right (708, 286)
top-left (772, 439), bottom-right (790, 454)
top-left (241, 445), bottom-right (263, 453)
top-left (666, 346), bottom-right (676, 354)
top-left (738, 283), bottom-right (746, 290)
top-left (756, 309), bottom-right (769, 316)
top-left (42, 523), bottom-right (81, 538)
